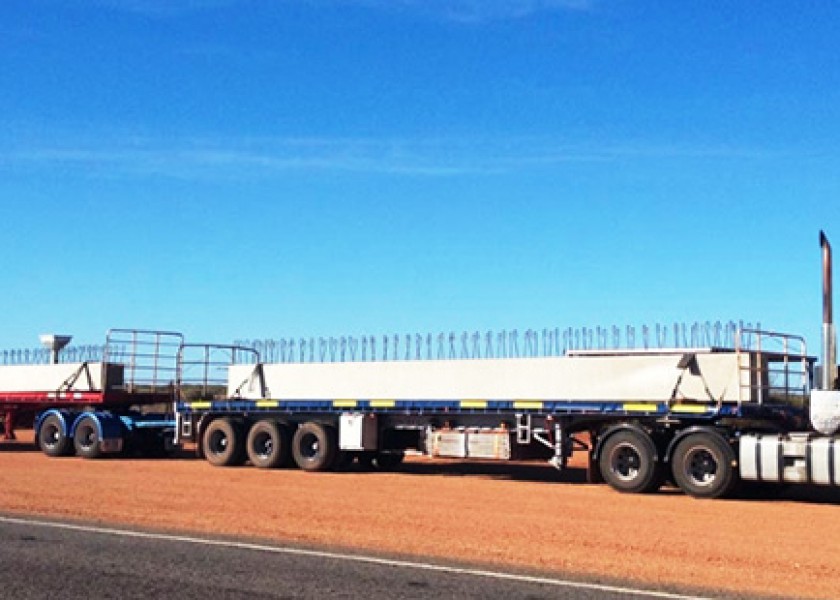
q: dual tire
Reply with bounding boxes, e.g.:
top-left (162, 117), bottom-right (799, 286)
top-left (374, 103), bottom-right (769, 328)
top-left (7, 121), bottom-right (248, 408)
top-left (246, 420), bottom-right (292, 469)
top-left (291, 422), bottom-right (338, 472)
top-left (670, 432), bottom-right (737, 499)
top-left (38, 414), bottom-right (72, 457)
top-left (599, 428), bottom-right (737, 499)
top-left (73, 415), bottom-right (103, 459)
top-left (202, 418), bottom-right (339, 472)
top-left (38, 413), bottom-right (104, 459)
top-left (202, 418), bottom-right (247, 467)
top-left (599, 430), bottom-right (663, 494)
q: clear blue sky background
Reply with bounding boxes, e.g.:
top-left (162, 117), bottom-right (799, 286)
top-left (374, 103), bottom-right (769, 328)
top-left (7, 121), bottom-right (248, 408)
top-left (1, 0), bottom-right (839, 353)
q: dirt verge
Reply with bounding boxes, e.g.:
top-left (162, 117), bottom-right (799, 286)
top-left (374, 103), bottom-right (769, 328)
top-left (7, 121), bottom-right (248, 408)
top-left (2, 430), bottom-right (838, 599)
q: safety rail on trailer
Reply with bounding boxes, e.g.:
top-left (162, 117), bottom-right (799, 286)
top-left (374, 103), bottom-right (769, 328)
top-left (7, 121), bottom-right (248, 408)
top-left (735, 328), bottom-right (812, 407)
top-left (174, 344), bottom-right (260, 444)
top-left (176, 343), bottom-right (261, 400)
top-left (103, 329), bottom-right (184, 400)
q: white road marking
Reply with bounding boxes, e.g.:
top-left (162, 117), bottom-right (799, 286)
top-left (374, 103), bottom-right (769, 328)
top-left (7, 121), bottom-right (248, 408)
top-left (0, 515), bottom-right (709, 599)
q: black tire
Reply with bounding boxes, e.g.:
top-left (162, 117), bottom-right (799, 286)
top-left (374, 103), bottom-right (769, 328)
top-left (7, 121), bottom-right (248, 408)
top-left (292, 422), bottom-right (337, 472)
top-left (671, 432), bottom-right (737, 499)
top-left (39, 414), bottom-right (72, 457)
top-left (372, 451), bottom-right (405, 470)
top-left (202, 418), bottom-right (246, 467)
top-left (246, 420), bottom-right (291, 469)
top-left (73, 415), bottom-right (103, 459)
top-left (599, 430), bottom-right (663, 494)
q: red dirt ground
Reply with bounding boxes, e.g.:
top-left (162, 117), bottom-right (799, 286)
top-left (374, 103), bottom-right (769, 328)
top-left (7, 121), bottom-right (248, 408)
top-left (2, 430), bottom-right (839, 599)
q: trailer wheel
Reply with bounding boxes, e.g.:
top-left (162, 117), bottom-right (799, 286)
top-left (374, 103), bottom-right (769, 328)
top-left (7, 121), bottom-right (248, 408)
top-left (599, 430), bottom-right (662, 494)
top-left (202, 418), bottom-right (246, 467)
top-left (39, 414), bottom-right (72, 457)
top-left (246, 420), bottom-right (291, 469)
top-left (292, 422), bottom-right (337, 472)
top-left (671, 432), bottom-right (736, 499)
top-left (73, 415), bottom-right (103, 459)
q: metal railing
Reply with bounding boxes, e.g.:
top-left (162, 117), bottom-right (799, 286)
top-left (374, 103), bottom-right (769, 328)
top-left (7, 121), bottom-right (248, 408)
top-left (735, 328), bottom-right (811, 406)
top-left (176, 344), bottom-right (259, 400)
top-left (103, 329), bottom-right (184, 393)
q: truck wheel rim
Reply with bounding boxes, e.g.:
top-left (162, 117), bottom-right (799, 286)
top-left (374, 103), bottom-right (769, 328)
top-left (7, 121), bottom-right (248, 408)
top-left (684, 447), bottom-right (717, 487)
top-left (252, 432), bottom-right (273, 459)
top-left (609, 442), bottom-right (641, 481)
top-left (300, 433), bottom-right (320, 459)
top-left (78, 425), bottom-right (96, 449)
top-left (208, 430), bottom-right (228, 455)
top-left (44, 425), bottom-right (60, 447)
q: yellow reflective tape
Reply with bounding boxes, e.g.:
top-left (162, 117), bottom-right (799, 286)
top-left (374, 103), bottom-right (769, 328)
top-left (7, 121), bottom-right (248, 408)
top-left (255, 400), bottom-right (279, 408)
top-left (189, 401), bottom-right (211, 410)
top-left (460, 400), bottom-right (487, 409)
top-left (333, 399), bottom-right (357, 408)
top-left (624, 402), bottom-right (659, 412)
top-left (370, 400), bottom-right (395, 408)
top-left (513, 401), bottom-right (543, 410)
top-left (671, 404), bottom-right (709, 414)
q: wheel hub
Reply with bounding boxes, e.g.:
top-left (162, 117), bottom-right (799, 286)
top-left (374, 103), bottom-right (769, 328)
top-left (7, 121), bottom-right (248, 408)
top-left (685, 448), bottom-right (718, 486)
top-left (45, 426), bottom-right (60, 445)
top-left (254, 433), bottom-right (273, 458)
top-left (301, 433), bottom-right (320, 459)
top-left (610, 443), bottom-right (641, 481)
top-left (209, 432), bottom-right (228, 454)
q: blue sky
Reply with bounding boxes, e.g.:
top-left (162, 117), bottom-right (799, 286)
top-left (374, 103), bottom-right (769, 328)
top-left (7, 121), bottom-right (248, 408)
top-left (1, 1), bottom-right (839, 355)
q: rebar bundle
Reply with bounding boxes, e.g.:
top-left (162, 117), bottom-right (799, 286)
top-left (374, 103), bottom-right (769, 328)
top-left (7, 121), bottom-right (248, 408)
top-left (233, 320), bottom-right (759, 365)
top-left (0, 320), bottom-right (762, 366)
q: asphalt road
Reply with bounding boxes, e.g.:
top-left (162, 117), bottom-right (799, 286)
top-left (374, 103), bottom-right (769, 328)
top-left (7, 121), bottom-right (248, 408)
top-left (0, 515), bottom-right (725, 600)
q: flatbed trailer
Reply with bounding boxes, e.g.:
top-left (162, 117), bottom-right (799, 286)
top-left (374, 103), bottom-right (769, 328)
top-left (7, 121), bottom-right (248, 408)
top-left (5, 232), bottom-right (840, 500)
top-left (173, 328), bottom-right (818, 498)
top-left (171, 232), bottom-right (839, 499)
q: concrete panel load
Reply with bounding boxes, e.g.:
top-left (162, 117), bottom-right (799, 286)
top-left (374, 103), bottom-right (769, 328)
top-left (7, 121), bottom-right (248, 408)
top-left (230, 351), bottom-right (748, 403)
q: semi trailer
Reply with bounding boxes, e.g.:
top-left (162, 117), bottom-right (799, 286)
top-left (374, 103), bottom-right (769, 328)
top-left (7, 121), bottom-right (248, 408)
top-left (3, 232), bottom-right (840, 499)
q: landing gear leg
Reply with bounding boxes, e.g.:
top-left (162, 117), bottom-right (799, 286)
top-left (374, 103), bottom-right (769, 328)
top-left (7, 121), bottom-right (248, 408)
top-left (3, 411), bottom-right (16, 441)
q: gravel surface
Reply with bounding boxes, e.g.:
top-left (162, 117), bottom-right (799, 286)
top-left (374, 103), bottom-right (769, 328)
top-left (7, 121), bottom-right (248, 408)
top-left (2, 430), bottom-right (839, 599)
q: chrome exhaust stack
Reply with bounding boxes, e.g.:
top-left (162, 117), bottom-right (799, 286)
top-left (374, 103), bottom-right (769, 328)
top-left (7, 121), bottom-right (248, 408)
top-left (821, 230), bottom-right (837, 391)
top-left (811, 231), bottom-right (840, 435)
